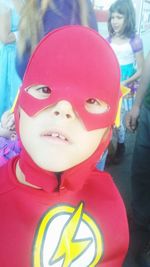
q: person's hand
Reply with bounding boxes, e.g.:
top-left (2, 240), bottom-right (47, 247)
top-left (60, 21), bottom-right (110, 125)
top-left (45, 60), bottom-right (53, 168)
top-left (1, 110), bottom-right (15, 131)
top-left (126, 104), bottom-right (140, 132)
top-left (0, 110), bottom-right (16, 139)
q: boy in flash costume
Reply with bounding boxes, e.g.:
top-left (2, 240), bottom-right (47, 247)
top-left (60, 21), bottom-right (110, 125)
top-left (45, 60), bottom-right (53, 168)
top-left (0, 26), bottom-right (128, 267)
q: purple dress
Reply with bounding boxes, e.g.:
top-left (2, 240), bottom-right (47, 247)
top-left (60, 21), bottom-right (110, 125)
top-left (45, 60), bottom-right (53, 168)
top-left (0, 137), bottom-right (21, 166)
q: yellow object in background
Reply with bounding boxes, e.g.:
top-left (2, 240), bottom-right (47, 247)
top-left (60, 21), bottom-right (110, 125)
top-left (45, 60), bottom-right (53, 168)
top-left (10, 92), bottom-right (19, 113)
top-left (115, 85), bottom-right (130, 128)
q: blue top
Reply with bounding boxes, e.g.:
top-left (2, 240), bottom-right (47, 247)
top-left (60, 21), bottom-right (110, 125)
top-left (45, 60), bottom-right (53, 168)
top-left (16, 0), bottom-right (98, 79)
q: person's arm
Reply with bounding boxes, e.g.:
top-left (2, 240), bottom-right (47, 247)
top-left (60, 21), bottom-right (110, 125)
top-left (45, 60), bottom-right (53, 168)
top-left (85, 0), bottom-right (98, 31)
top-left (122, 50), bottom-right (144, 86)
top-left (126, 52), bottom-right (150, 131)
top-left (0, 8), bottom-right (16, 44)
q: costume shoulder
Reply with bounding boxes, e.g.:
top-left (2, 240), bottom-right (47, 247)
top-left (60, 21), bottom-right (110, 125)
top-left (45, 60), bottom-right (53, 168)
top-left (0, 157), bottom-right (16, 194)
top-left (130, 35), bottom-right (143, 53)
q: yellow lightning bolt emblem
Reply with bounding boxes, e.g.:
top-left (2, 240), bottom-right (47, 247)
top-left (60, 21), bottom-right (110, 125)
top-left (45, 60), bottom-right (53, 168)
top-left (49, 203), bottom-right (92, 266)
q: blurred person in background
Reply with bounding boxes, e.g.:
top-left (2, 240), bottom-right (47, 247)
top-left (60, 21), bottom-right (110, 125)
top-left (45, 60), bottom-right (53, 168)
top-left (126, 52), bottom-right (150, 267)
top-left (0, 0), bottom-right (23, 118)
top-left (16, 0), bottom-right (98, 79)
top-left (107, 0), bottom-right (144, 164)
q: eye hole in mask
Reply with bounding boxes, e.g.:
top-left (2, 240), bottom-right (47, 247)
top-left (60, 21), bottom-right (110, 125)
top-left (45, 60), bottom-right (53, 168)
top-left (26, 85), bottom-right (51, 99)
top-left (25, 85), bottom-right (109, 115)
top-left (85, 98), bottom-right (109, 114)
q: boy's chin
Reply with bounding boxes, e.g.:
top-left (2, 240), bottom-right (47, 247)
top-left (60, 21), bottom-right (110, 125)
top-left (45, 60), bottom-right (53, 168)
top-left (34, 159), bottom-right (76, 173)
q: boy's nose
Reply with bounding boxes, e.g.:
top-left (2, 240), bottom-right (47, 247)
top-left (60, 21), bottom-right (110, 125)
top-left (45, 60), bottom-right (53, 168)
top-left (52, 100), bottom-right (75, 119)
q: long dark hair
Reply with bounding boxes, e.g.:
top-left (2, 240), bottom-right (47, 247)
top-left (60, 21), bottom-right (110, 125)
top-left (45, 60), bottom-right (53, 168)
top-left (108, 0), bottom-right (136, 38)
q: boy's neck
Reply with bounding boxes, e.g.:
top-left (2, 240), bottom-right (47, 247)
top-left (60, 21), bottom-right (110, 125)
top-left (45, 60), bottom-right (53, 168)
top-left (16, 161), bottom-right (62, 191)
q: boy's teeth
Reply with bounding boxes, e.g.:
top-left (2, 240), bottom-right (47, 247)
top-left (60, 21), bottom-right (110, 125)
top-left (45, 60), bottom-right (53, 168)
top-left (50, 132), bottom-right (66, 140)
top-left (51, 133), bottom-right (59, 137)
top-left (59, 134), bottom-right (66, 140)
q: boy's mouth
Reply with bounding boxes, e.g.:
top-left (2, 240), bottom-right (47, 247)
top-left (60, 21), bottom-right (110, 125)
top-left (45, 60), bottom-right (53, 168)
top-left (40, 130), bottom-right (70, 144)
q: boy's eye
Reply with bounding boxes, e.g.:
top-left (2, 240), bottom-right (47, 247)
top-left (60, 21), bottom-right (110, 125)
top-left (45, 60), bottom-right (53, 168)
top-left (37, 86), bottom-right (51, 94)
top-left (26, 85), bottom-right (51, 99)
top-left (86, 98), bottom-right (99, 105)
top-left (85, 98), bottom-right (109, 114)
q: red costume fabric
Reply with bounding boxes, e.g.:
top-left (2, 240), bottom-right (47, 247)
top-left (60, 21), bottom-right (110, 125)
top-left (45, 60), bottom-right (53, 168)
top-left (0, 156), bottom-right (128, 267)
top-left (0, 26), bottom-right (129, 266)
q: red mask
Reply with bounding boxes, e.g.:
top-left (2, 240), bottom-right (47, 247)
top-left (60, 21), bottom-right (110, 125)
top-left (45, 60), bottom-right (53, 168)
top-left (17, 26), bottom-right (120, 131)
